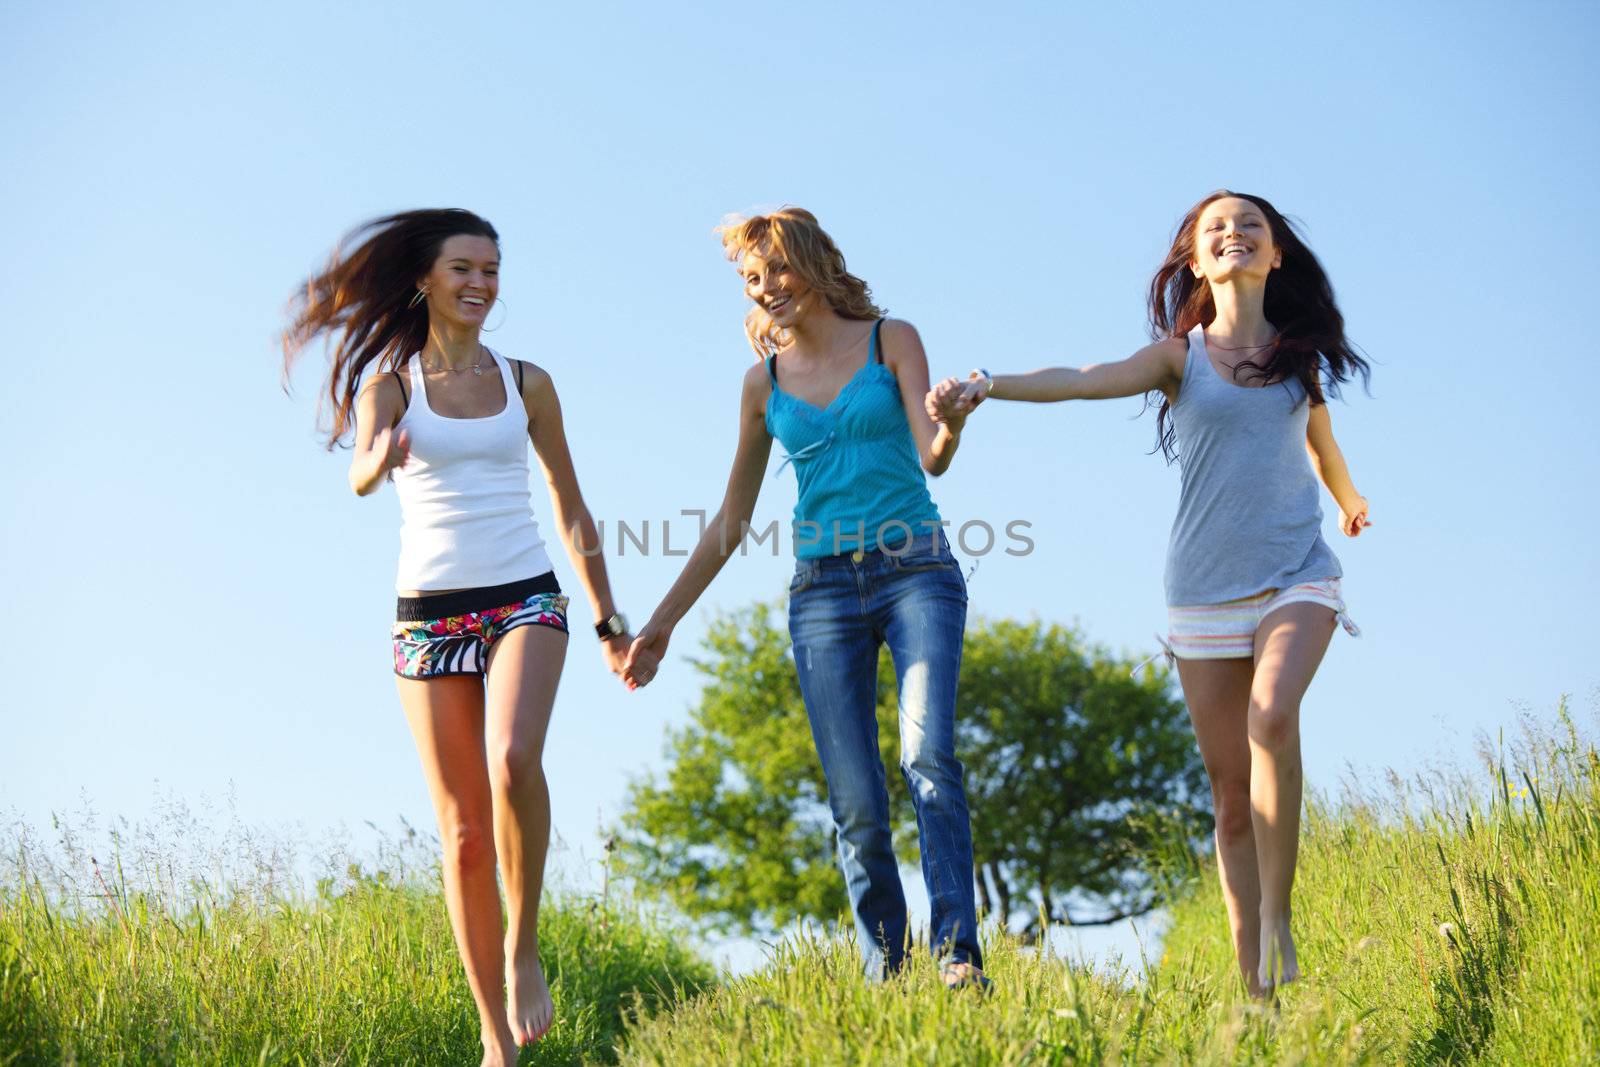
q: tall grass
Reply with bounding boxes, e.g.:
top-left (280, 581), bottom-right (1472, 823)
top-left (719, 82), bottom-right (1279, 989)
top-left (0, 800), bottom-right (712, 1065)
top-left (622, 700), bottom-right (1600, 1065)
top-left (7, 701), bottom-right (1596, 1064)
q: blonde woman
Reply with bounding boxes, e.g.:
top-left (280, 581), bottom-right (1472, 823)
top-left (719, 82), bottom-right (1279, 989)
top-left (625, 208), bottom-right (987, 987)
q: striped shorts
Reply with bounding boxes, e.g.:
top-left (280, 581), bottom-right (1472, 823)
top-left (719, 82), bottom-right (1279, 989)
top-left (1166, 578), bottom-right (1360, 660)
top-left (392, 574), bottom-right (569, 679)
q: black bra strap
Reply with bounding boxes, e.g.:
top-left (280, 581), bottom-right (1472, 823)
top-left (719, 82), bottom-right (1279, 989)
top-left (765, 354), bottom-right (778, 384)
top-left (870, 318), bottom-right (885, 364)
top-left (393, 367), bottom-right (409, 408)
top-left (513, 358), bottom-right (525, 394)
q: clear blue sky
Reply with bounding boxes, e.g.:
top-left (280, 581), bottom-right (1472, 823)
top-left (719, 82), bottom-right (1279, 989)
top-left (4, 1), bottom-right (1596, 972)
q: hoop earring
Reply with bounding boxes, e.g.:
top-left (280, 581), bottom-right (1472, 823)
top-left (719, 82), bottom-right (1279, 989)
top-left (407, 287), bottom-right (429, 310)
top-left (481, 296), bottom-right (507, 332)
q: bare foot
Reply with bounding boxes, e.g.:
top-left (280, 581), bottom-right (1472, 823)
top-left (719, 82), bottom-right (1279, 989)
top-left (480, 1026), bottom-right (519, 1067)
top-left (1257, 915), bottom-right (1300, 994)
top-left (940, 961), bottom-right (993, 993)
top-left (506, 947), bottom-right (554, 1045)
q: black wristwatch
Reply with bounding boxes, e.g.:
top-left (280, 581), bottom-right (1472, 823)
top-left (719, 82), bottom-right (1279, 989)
top-left (595, 613), bottom-right (628, 641)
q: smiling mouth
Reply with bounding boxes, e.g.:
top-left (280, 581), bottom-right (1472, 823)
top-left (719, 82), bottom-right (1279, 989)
top-left (461, 296), bottom-right (487, 307)
top-left (1219, 244), bottom-right (1251, 258)
top-left (767, 296), bottom-right (791, 313)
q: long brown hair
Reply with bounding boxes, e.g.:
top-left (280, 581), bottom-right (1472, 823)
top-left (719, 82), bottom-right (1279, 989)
top-left (715, 208), bottom-right (884, 359)
top-left (282, 209), bottom-right (500, 447)
top-left (1147, 191), bottom-right (1370, 460)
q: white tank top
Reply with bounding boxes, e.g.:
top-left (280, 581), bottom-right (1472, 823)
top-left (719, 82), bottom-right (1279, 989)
top-left (391, 349), bottom-right (553, 591)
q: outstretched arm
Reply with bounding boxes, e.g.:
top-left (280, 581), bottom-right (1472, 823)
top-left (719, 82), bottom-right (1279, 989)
top-left (926, 337), bottom-right (1188, 425)
top-left (992, 337), bottom-right (1187, 402)
top-left (623, 363), bottom-right (775, 683)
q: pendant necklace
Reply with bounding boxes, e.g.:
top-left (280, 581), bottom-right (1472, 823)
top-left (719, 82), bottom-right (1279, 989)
top-left (422, 345), bottom-right (487, 375)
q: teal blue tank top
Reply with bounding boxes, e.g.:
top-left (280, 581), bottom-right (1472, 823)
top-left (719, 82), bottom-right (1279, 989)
top-left (765, 319), bottom-right (942, 559)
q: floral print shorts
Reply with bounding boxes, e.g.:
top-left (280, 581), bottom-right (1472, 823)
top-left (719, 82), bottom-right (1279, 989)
top-left (392, 574), bottom-right (569, 679)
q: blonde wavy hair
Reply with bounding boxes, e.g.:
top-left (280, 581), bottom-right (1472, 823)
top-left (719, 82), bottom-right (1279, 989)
top-left (715, 207), bottom-right (885, 359)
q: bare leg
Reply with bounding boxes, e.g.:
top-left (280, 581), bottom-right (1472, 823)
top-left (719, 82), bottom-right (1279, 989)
top-left (1176, 656), bottom-right (1263, 996)
top-left (1248, 601), bottom-right (1335, 992)
top-left (396, 676), bottom-right (518, 1067)
top-left (484, 623), bottom-right (568, 1046)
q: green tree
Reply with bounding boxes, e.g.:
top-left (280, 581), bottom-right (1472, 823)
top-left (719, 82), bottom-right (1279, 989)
top-left (958, 618), bottom-right (1210, 936)
top-left (616, 602), bottom-right (1209, 938)
top-left (614, 601), bottom-right (896, 935)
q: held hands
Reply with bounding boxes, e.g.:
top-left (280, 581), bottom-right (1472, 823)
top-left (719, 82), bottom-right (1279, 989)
top-left (1339, 496), bottom-right (1372, 537)
top-left (600, 618), bottom-right (662, 691)
top-left (621, 623), bottom-right (670, 691)
top-left (924, 375), bottom-right (988, 426)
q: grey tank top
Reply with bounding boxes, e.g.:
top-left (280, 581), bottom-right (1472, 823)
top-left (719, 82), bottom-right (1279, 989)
top-left (1164, 324), bottom-right (1341, 606)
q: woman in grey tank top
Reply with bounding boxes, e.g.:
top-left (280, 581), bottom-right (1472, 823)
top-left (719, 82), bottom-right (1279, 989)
top-left (928, 192), bottom-right (1371, 999)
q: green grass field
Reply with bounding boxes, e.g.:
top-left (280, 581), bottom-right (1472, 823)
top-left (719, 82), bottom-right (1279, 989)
top-left (622, 702), bottom-right (1600, 1066)
top-left (0, 815), bottom-right (711, 1066)
top-left (5, 701), bottom-right (1596, 1065)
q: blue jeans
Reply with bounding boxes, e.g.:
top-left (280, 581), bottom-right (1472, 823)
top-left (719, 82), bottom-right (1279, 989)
top-left (787, 532), bottom-right (982, 977)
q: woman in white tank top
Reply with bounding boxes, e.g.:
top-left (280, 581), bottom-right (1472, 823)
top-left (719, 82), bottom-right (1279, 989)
top-left (283, 209), bottom-right (656, 1065)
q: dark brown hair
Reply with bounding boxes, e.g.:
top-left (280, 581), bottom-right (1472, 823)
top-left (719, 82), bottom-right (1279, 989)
top-left (1147, 191), bottom-right (1369, 460)
top-left (282, 209), bottom-right (500, 447)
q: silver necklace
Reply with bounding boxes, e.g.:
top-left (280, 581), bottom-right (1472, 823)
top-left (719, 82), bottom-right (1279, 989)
top-left (421, 345), bottom-right (487, 375)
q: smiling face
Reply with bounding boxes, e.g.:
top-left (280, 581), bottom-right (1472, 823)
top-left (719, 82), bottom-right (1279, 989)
top-left (418, 233), bottom-right (500, 329)
top-left (740, 244), bottom-right (820, 331)
top-left (1191, 196), bottom-right (1282, 284)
